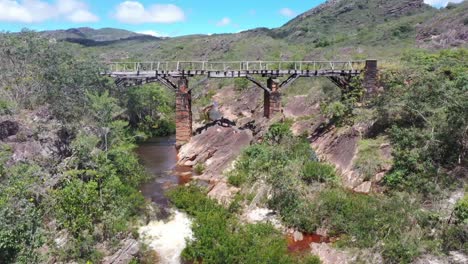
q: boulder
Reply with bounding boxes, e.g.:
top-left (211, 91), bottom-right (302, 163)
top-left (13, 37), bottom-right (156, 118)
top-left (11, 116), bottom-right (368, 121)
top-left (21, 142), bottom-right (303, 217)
top-left (178, 125), bottom-right (253, 181)
top-left (311, 243), bottom-right (350, 264)
top-left (284, 96), bottom-right (319, 119)
top-left (0, 120), bottom-right (19, 140)
top-left (354, 181), bottom-right (372, 194)
top-left (102, 238), bottom-right (140, 264)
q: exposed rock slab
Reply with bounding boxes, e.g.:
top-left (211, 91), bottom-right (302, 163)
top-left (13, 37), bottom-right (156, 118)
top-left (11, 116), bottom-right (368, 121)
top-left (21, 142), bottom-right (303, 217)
top-left (311, 243), bottom-right (350, 264)
top-left (284, 96), bottom-right (319, 119)
top-left (178, 125), bottom-right (253, 201)
top-left (102, 238), bottom-right (140, 264)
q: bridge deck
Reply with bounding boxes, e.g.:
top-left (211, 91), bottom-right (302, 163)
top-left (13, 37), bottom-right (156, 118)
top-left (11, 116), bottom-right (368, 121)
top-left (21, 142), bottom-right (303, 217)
top-left (102, 61), bottom-right (366, 79)
top-left (106, 69), bottom-right (362, 78)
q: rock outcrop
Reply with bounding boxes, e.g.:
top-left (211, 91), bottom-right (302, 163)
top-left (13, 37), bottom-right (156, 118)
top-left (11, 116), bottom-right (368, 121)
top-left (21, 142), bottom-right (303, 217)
top-left (311, 243), bottom-right (350, 264)
top-left (0, 107), bottom-right (72, 167)
top-left (178, 125), bottom-right (253, 203)
top-left (102, 238), bottom-right (140, 264)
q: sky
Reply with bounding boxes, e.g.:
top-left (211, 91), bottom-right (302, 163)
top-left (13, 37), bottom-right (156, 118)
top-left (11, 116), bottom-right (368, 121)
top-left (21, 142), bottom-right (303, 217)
top-left (0, 0), bottom-right (464, 37)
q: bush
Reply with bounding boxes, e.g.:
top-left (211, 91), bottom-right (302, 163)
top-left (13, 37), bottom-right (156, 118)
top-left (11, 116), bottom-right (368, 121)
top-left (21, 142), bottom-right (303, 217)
top-left (167, 186), bottom-right (319, 264)
top-left (302, 161), bottom-right (337, 183)
top-left (194, 163), bottom-right (206, 175)
top-left (354, 138), bottom-right (390, 181)
top-left (127, 84), bottom-right (175, 137)
top-left (454, 194), bottom-right (468, 224)
top-left (264, 121), bottom-right (293, 143)
top-left (234, 78), bottom-right (249, 91)
top-left (310, 189), bottom-right (425, 263)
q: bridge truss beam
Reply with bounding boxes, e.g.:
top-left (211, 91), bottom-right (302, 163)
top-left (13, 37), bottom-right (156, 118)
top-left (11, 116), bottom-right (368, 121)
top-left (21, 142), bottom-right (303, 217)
top-left (104, 60), bottom-right (378, 146)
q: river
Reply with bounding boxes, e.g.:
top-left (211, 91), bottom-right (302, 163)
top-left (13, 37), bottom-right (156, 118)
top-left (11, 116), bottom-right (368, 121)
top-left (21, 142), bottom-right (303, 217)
top-left (136, 136), bottom-right (193, 264)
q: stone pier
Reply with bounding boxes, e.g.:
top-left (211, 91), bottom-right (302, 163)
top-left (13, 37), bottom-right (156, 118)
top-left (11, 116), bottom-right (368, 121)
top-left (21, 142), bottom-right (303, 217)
top-left (176, 77), bottom-right (192, 146)
top-left (364, 60), bottom-right (378, 95)
top-left (264, 78), bottom-right (281, 118)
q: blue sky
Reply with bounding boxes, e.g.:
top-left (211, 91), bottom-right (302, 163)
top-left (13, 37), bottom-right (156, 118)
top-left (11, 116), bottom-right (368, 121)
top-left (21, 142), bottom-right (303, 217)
top-left (0, 0), bottom-right (463, 37)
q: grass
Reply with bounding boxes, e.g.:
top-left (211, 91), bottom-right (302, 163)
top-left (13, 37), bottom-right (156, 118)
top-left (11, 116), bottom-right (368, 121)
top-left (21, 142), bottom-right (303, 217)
top-left (166, 186), bottom-right (321, 264)
top-left (354, 137), bottom-right (392, 181)
top-left (227, 122), bottom-right (435, 263)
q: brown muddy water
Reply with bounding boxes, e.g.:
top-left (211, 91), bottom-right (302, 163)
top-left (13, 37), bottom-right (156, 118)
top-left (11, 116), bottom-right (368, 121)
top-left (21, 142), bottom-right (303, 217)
top-left (286, 233), bottom-right (331, 252)
top-left (136, 136), bottom-right (192, 216)
top-left (136, 136), bottom-right (194, 264)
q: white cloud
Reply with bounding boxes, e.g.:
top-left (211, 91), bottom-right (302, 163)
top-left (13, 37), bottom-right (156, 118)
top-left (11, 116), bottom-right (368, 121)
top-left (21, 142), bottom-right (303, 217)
top-left (136, 30), bottom-right (168, 37)
top-left (0, 0), bottom-right (99, 23)
top-left (424, 0), bottom-right (464, 7)
top-left (279, 7), bottom-right (296, 17)
top-left (114, 1), bottom-right (185, 24)
top-left (216, 17), bottom-right (231, 26)
top-left (67, 9), bottom-right (99, 23)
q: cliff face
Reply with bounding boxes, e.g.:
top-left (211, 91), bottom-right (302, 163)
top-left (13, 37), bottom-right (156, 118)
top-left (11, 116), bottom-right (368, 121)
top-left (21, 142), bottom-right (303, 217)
top-left (417, 1), bottom-right (468, 48)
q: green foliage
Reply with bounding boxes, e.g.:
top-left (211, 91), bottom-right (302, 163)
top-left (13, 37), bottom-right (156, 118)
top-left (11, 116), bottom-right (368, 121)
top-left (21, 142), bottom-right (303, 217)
top-left (0, 163), bottom-right (45, 263)
top-left (0, 99), bottom-right (14, 115)
top-left (54, 179), bottom-right (101, 236)
top-left (264, 121), bottom-right (293, 143)
top-left (234, 78), bottom-right (249, 91)
top-left (0, 31), bottom-right (111, 121)
top-left (321, 76), bottom-right (365, 125)
top-left (193, 163), bottom-right (205, 175)
top-left (454, 194), bottom-right (468, 224)
top-left (50, 93), bottom-right (147, 261)
top-left (127, 84), bottom-right (175, 137)
top-left (229, 135), bottom-right (320, 231)
top-left (302, 161), bottom-right (337, 183)
top-left (167, 186), bottom-right (319, 264)
top-left (354, 138), bottom-right (391, 181)
top-left (442, 224), bottom-right (468, 252)
top-left (377, 49), bottom-right (468, 195)
top-left (310, 189), bottom-right (425, 263)
top-left (86, 90), bottom-right (123, 127)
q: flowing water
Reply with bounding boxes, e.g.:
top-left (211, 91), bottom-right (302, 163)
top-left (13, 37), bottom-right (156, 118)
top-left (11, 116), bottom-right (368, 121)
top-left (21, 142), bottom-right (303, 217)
top-left (136, 136), bottom-right (193, 264)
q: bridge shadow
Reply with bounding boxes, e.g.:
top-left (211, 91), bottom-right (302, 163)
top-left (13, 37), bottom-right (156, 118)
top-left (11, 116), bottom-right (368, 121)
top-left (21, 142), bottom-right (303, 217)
top-left (194, 118), bottom-right (237, 135)
top-left (309, 118), bottom-right (335, 143)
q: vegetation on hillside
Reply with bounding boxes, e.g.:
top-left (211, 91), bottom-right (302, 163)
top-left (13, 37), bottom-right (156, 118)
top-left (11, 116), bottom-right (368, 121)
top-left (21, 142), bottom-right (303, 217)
top-left (0, 0), bottom-right (467, 263)
top-left (167, 186), bottom-right (321, 264)
top-left (0, 32), bottom-right (174, 263)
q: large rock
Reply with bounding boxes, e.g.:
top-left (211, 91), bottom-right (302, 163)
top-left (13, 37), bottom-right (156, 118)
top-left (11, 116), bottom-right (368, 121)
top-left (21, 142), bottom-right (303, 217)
top-left (311, 243), bottom-right (351, 264)
top-left (284, 96), bottom-right (319, 119)
top-left (178, 125), bottom-right (253, 182)
top-left (102, 238), bottom-right (140, 264)
top-left (0, 120), bottom-right (19, 140)
top-left (1, 106), bottom-right (72, 169)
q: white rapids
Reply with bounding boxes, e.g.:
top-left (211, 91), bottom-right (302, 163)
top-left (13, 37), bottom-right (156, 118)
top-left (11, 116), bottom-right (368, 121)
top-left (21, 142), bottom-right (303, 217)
top-left (139, 210), bottom-right (193, 264)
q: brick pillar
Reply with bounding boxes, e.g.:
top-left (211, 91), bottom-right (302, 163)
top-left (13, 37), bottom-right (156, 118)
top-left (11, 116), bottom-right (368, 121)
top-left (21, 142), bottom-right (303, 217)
top-left (176, 77), bottom-right (192, 147)
top-left (264, 78), bottom-right (281, 118)
top-left (364, 60), bottom-right (378, 95)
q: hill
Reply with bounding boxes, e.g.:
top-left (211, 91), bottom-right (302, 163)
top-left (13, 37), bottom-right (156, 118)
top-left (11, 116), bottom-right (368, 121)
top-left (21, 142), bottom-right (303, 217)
top-left (40, 27), bottom-right (160, 47)
top-left (57, 0), bottom-right (465, 62)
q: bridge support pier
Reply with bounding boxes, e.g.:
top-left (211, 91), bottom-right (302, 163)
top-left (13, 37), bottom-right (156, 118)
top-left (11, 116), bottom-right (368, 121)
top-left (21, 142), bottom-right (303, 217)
top-left (364, 60), bottom-right (378, 95)
top-left (264, 78), bottom-right (281, 118)
top-left (176, 77), bottom-right (192, 147)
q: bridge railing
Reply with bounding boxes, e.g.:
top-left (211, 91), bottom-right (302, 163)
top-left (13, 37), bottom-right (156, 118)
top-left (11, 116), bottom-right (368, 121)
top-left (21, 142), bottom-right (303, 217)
top-left (104, 60), bottom-right (367, 73)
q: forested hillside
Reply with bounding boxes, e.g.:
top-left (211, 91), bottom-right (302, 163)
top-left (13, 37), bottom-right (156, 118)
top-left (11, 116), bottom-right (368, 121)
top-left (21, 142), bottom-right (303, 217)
top-left (0, 0), bottom-right (467, 263)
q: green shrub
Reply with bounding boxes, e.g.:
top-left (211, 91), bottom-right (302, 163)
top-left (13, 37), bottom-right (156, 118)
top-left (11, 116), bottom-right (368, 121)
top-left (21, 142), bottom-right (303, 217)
top-left (167, 186), bottom-right (319, 264)
top-left (127, 84), bottom-right (175, 137)
top-left (194, 163), bottom-right (206, 175)
top-left (442, 224), bottom-right (468, 252)
top-left (454, 194), bottom-right (468, 224)
top-left (0, 163), bottom-right (44, 263)
top-left (234, 78), bottom-right (249, 91)
top-left (302, 161), bottom-right (337, 183)
top-left (309, 188), bottom-right (425, 263)
top-left (0, 99), bottom-right (14, 115)
top-left (264, 121), bottom-right (293, 143)
top-left (354, 138), bottom-right (390, 181)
